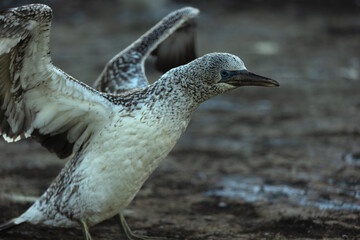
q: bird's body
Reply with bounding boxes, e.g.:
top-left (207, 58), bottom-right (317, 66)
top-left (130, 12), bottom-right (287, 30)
top-left (21, 74), bottom-right (194, 228)
top-left (0, 4), bottom-right (279, 239)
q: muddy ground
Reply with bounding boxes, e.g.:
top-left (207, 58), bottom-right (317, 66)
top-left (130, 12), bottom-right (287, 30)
top-left (0, 0), bottom-right (360, 239)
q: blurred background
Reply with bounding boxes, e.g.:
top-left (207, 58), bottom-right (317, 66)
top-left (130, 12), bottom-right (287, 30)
top-left (0, 0), bottom-right (359, 239)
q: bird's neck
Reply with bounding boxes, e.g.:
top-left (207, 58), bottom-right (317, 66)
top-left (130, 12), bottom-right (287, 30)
top-left (142, 74), bottom-right (200, 123)
top-left (106, 69), bottom-right (203, 130)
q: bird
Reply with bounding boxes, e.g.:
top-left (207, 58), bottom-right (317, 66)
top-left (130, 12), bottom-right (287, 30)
top-left (0, 3), bottom-right (279, 240)
top-left (93, 6), bottom-right (198, 94)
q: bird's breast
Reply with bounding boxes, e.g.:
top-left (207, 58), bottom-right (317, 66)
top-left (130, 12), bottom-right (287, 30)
top-left (74, 112), bottom-right (187, 224)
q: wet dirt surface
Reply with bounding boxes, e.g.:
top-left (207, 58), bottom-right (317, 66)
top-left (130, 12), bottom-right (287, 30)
top-left (1, 0), bottom-right (360, 239)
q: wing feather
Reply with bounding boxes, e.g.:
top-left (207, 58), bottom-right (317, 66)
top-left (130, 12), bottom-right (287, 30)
top-left (153, 19), bottom-right (197, 73)
top-left (0, 4), bottom-right (113, 159)
top-left (94, 7), bottom-right (199, 94)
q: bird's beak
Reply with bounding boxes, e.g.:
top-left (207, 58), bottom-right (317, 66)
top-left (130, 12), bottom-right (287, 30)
top-left (221, 70), bottom-right (280, 87)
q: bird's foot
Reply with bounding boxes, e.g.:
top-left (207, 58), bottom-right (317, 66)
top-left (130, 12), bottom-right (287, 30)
top-left (115, 213), bottom-right (168, 240)
top-left (80, 220), bottom-right (92, 240)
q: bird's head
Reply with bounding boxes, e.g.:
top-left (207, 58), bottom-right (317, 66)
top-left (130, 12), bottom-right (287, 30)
top-left (177, 52), bottom-right (279, 102)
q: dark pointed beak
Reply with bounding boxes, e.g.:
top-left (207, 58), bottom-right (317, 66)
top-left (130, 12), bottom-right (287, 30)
top-left (222, 70), bottom-right (280, 87)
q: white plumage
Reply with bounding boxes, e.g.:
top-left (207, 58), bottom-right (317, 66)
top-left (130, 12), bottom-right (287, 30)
top-left (0, 4), bottom-right (279, 240)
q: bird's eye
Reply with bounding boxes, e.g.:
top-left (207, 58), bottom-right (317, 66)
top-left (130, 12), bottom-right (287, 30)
top-left (221, 70), bottom-right (230, 78)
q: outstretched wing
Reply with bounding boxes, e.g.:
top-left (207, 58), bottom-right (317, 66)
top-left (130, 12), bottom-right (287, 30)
top-left (152, 19), bottom-right (197, 73)
top-left (0, 4), bottom-right (113, 159)
top-left (93, 7), bottom-right (199, 94)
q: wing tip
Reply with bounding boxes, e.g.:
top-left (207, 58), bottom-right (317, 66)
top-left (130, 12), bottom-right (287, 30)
top-left (0, 3), bottom-right (52, 21)
top-left (1, 133), bottom-right (22, 143)
top-left (177, 6), bottom-right (200, 19)
top-left (8, 3), bottom-right (52, 12)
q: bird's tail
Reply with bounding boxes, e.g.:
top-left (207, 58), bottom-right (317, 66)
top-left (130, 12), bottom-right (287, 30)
top-left (0, 218), bottom-right (25, 232)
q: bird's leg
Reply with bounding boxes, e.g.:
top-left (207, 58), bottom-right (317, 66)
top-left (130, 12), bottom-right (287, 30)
top-left (115, 213), bottom-right (167, 240)
top-left (80, 221), bottom-right (92, 240)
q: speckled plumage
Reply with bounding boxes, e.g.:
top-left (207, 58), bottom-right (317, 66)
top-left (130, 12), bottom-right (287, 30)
top-left (93, 7), bottom-right (198, 94)
top-left (0, 4), bottom-right (279, 239)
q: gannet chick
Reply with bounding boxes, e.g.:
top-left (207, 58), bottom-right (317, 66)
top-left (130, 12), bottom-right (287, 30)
top-left (0, 4), bottom-right (279, 240)
top-left (94, 6), bottom-right (198, 94)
